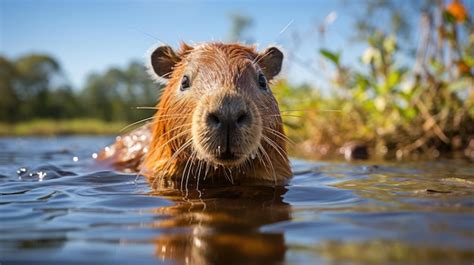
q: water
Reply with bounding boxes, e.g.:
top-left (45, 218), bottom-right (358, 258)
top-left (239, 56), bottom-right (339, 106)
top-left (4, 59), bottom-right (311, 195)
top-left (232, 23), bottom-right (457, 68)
top-left (0, 137), bottom-right (473, 265)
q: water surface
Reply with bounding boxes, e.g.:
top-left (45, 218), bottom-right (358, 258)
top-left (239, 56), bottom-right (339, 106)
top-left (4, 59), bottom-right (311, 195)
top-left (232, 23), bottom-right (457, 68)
top-left (0, 137), bottom-right (473, 264)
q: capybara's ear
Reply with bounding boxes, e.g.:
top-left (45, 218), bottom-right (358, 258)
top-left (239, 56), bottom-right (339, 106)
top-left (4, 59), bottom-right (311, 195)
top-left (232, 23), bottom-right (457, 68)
top-left (258, 47), bottom-right (283, 80)
top-left (149, 45), bottom-right (180, 82)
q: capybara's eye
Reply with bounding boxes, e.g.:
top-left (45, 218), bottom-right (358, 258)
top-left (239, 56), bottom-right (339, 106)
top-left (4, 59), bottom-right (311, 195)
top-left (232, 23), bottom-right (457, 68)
top-left (258, 73), bottom-right (268, 91)
top-left (180, 75), bottom-right (190, 91)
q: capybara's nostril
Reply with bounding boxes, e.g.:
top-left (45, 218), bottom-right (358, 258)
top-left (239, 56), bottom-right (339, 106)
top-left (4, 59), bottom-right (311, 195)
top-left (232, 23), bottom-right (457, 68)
top-left (236, 112), bottom-right (250, 126)
top-left (207, 112), bottom-right (221, 127)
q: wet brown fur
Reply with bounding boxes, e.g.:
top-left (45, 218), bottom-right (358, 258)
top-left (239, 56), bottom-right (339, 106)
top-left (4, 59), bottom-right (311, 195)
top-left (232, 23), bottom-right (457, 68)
top-left (99, 43), bottom-right (292, 188)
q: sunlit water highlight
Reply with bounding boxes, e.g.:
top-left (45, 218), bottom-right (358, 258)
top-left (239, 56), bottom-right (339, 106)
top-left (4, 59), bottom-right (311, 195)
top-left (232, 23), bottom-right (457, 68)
top-left (0, 137), bottom-right (473, 264)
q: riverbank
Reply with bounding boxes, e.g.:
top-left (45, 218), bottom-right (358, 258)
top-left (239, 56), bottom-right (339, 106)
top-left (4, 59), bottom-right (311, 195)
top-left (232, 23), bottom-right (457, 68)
top-left (0, 119), bottom-right (127, 136)
top-left (1, 118), bottom-right (473, 161)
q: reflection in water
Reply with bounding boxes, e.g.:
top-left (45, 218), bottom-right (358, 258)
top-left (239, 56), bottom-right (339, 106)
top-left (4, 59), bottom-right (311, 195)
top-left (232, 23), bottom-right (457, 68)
top-left (1, 138), bottom-right (474, 264)
top-left (149, 185), bottom-right (290, 264)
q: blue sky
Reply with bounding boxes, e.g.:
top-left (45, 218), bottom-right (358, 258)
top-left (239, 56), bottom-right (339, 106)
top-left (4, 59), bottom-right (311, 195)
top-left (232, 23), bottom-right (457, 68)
top-left (1, 0), bottom-right (387, 88)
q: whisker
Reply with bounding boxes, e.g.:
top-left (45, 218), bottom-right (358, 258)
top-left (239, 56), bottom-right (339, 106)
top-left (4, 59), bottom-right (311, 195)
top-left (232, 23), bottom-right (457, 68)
top-left (135, 107), bottom-right (195, 114)
top-left (134, 28), bottom-right (167, 45)
top-left (153, 137), bottom-right (193, 188)
top-left (150, 128), bottom-right (192, 154)
top-left (155, 124), bottom-right (191, 149)
top-left (120, 116), bottom-right (154, 132)
top-left (120, 112), bottom-right (192, 133)
top-left (262, 135), bottom-right (288, 162)
top-left (259, 144), bottom-right (277, 185)
top-left (264, 114), bottom-right (303, 118)
top-left (228, 168), bottom-right (234, 184)
top-left (252, 48), bottom-right (274, 67)
top-left (278, 19), bottom-right (294, 36)
top-left (135, 106), bottom-right (160, 110)
top-left (147, 117), bottom-right (192, 126)
top-left (181, 149), bottom-right (195, 191)
top-left (263, 126), bottom-right (295, 146)
top-left (148, 129), bottom-right (192, 178)
top-left (256, 145), bottom-right (271, 180)
top-left (185, 151), bottom-right (198, 194)
top-left (196, 159), bottom-right (203, 191)
top-left (280, 109), bottom-right (342, 113)
top-left (222, 166), bottom-right (232, 184)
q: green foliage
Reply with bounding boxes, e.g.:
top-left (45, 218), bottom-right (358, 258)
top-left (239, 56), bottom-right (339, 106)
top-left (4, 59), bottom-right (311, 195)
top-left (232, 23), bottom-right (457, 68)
top-left (319, 49), bottom-right (340, 66)
top-left (280, 1), bottom-right (474, 159)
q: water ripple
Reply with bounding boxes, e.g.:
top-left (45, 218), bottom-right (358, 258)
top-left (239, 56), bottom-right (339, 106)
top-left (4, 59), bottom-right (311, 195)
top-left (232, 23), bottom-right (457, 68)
top-left (0, 137), bottom-right (473, 265)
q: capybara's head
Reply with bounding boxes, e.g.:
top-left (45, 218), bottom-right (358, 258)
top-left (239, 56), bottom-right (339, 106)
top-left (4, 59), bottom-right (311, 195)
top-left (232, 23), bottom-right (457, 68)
top-left (145, 43), bottom-right (290, 184)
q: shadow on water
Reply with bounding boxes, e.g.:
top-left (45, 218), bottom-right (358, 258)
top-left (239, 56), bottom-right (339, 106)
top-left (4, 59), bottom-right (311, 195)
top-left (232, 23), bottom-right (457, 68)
top-left (0, 137), bottom-right (474, 264)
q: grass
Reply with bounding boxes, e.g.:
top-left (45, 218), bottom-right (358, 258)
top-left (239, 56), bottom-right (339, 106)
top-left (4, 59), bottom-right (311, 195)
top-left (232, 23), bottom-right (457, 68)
top-left (0, 119), bottom-right (127, 136)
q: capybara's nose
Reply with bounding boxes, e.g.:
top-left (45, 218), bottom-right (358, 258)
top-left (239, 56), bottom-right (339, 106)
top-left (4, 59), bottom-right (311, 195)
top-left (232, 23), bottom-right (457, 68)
top-left (206, 111), bottom-right (250, 128)
top-left (205, 95), bottom-right (251, 129)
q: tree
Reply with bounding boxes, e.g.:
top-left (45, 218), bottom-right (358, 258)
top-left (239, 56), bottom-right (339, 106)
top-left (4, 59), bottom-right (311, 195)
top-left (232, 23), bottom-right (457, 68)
top-left (14, 54), bottom-right (64, 119)
top-left (81, 61), bottom-right (159, 122)
top-left (228, 13), bottom-right (254, 43)
top-left (0, 56), bottom-right (19, 122)
top-left (0, 53), bottom-right (160, 123)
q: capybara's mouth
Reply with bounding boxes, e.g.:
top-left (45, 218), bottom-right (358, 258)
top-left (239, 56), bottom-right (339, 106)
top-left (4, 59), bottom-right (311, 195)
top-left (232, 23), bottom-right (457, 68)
top-left (211, 150), bottom-right (247, 166)
top-left (214, 152), bottom-right (242, 163)
top-left (217, 150), bottom-right (237, 160)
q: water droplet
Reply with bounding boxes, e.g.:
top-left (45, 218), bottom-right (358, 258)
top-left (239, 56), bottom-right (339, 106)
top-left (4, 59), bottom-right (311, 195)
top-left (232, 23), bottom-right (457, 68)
top-left (92, 153), bottom-right (98, 159)
top-left (37, 171), bottom-right (47, 182)
top-left (16, 167), bottom-right (27, 176)
top-left (26, 171), bottom-right (47, 181)
top-left (194, 237), bottom-right (202, 248)
top-left (250, 153), bottom-right (256, 160)
top-left (72, 156), bottom-right (79, 162)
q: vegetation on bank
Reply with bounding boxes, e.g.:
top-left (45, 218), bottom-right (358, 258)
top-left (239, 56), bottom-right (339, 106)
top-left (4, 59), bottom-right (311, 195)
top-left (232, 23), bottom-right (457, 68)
top-left (0, 119), bottom-right (126, 136)
top-left (276, 0), bottom-right (474, 160)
